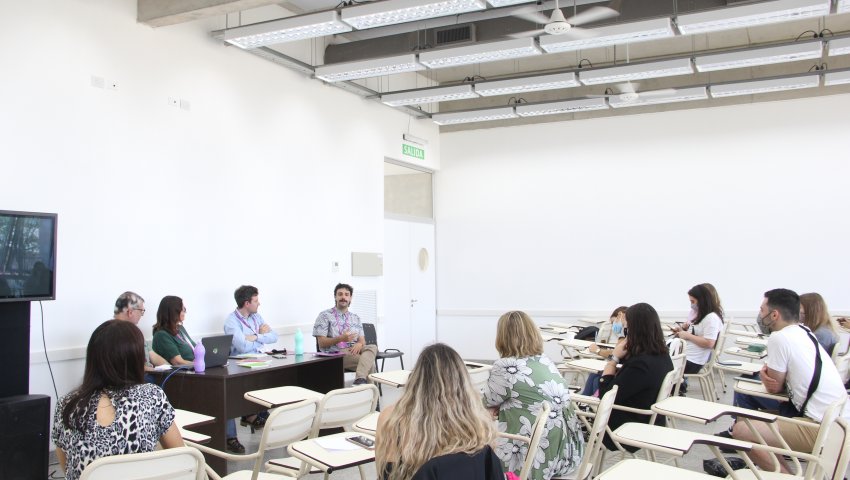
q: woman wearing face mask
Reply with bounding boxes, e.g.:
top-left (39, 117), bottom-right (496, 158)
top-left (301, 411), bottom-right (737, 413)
top-left (581, 306), bottom-right (627, 395)
top-left (672, 284), bottom-right (724, 395)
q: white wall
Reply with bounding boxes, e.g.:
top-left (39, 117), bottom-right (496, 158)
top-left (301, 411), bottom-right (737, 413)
top-left (436, 95), bottom-right (850, 359)
top-left (0, 0), bottom-right (440, 400)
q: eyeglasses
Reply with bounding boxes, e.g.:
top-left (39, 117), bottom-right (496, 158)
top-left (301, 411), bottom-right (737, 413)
top-left (133, 308), bottom-right (146, 314)
top-left (181, 307), bottom-right (187, 313)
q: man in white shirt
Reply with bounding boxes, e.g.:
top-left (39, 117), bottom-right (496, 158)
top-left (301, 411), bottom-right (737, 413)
top-left (731, 288), bottom-right (849, 472)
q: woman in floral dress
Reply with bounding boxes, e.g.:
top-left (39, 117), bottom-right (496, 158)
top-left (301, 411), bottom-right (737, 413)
top-left (484, 311), bottom-right (585, 480)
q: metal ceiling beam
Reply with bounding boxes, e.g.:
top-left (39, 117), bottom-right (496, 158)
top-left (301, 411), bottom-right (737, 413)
top-left (138, 0), bottom-right (284, 27)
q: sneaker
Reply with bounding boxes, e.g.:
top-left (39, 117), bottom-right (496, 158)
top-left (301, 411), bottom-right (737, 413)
top-left (226, 437), bottom-right (245, 454)
top-left (353, 377), bottom-right (368, 386)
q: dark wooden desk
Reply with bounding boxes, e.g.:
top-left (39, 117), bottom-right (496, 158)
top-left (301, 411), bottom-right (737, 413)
top-left (150, 354), bottom-right (344, 475)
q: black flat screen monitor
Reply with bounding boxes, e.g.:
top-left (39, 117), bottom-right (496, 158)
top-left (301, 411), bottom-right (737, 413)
top-left (0, 210), bottom-right (57, 302)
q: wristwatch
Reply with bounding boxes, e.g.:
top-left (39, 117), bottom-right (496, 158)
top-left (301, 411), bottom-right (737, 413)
top-left (606, 354), bottom-right (619, 364)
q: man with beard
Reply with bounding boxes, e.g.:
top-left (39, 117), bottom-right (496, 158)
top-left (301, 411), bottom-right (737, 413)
top-left (729, 288), bottom-right (850, 472)
top-left (312, 283), bottom-right (377, 385)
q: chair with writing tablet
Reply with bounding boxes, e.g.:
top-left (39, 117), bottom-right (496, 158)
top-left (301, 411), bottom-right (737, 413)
top-left (266, 384), bottom-right (379, 480)
top-left (189, 398), bottom-right (320, 480)
top-left (548, 385), bottom-right (618, 480)
top-left (80, 446), bottom-right (206, 480)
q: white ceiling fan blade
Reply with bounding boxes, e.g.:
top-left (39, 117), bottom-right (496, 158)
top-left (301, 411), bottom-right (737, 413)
top-left (557, 26), bottom-right (597, 39)
top-left (638, 88), bottom-right (678, 98)
top-left (565, 6), bottom-right (619, 27)
top-left (511, 7), bottom-right (551, 25)
top-left (508, 29), bottom-right (547, 38)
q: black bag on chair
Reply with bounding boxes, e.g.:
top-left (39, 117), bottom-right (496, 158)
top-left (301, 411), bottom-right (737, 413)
top-left (574, 326), bottom-right (599, 341)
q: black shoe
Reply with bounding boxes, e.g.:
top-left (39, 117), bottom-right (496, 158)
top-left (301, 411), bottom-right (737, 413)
top-left (226, 437), bottom-right (245, 454)
top-left (240, 414), bottom-right (266, 433)
top-left (715, 429), bottom-right (736, 454)
top-left (353, 377), bottom-right (368, 386)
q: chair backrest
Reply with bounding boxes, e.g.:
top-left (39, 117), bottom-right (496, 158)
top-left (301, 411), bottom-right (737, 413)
top-left (666, 338), bottom-right (684, 357)
top-left (362, 323), bottom-right (378, 346)
top-left (669, 353), bottom-right (687, 396)
top-left (703, 319), bottom-right (731, 369)
top-left (254, 399), bottom-right (320, 478)
top-left (313, 384), bottom-right (379, 434)
top-left (467, 365), bottom-right (491, 393)
top-left (80, 446), bottom-right (206, 480)
top-left (521, 402), bottom-right (551, 480)
top-left (804, 399), bottom-right (849, 480)
top-left (574, 385), bottom-right (618, 480)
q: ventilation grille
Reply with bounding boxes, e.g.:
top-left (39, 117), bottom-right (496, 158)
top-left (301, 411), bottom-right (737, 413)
top-left (434, 24), bottom-right (476, 47)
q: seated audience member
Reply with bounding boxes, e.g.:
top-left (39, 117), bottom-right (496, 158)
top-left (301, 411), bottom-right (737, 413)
top-left (800, 292), bottom-right (839, 355)
top-left (224, 285), bottom-right (277, 430)
top-left (671, 283), bottom-right (724, 394)
top-left (730, 289), bottom-right (850, 472)
top-left (597, 303), bottom-right (674, 451)
top-left (152, 295), bottom-right (244, 453)
top-left (484, 311), bottom-right (585, 480)
top-left (52, 320), bottom-right (183, 480)
top-left (312, 283), bottom-right (377, 385)
top-left (581, 306), bottom-right (627, 395)
top-left (113, 291), bottom-right (167, 372)
top-left (376, 343), bottom-right (502, 480)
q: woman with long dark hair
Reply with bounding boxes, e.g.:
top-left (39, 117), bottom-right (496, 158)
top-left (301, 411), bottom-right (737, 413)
top-left (52, 320), bottom-right (183, 480)
top-left (672, 284), bottom-right (724, 394)
top-left (597, 303), bottom-right (674, 451)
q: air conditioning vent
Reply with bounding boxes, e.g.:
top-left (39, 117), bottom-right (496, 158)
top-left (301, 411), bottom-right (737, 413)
top-left (434, 24), bottom-right (476, 47)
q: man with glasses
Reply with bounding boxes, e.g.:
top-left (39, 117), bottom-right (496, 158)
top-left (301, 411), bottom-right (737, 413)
top-left (113, 291), bottom-right (167, 372)
top-left (728, 288), bottom-right (850, 472)
top-left (313, 283), bottom-right (377, 386)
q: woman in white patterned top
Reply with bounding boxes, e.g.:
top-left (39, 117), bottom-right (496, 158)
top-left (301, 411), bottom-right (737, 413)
top-left (52, 320), bottom-right (183, 480)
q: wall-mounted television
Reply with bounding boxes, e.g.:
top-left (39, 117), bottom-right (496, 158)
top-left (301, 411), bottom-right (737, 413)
top-left (0, 210), bottom-right (57, 302)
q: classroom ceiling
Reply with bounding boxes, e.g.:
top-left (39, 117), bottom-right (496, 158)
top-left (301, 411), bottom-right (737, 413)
top-left (140, 0), bottom-right (850, 131)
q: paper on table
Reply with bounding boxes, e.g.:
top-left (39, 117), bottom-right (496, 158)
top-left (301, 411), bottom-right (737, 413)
top-left (153, 365), bottom-right (172, 371)
top-left (238, 361), bottom-right (272, 368)
top-left (315, 436), bottom-right (360, 451)
top-left (230, 353), bottom-right (268, 359)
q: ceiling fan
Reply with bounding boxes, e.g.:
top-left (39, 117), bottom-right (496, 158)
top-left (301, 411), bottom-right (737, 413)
top-left (510, 0), bottom-right (620, 38)
top-left (588, 81), bottom-right (676, 103)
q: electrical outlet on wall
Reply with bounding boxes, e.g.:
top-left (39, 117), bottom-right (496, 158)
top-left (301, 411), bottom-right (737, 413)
top-left (168, 97), bottom-right (178, 107)
top-left (331, 261), bottom-right (339, 273)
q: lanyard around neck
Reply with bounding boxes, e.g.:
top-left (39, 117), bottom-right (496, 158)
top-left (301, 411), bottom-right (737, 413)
top-left (234, 310), bottom-right (258, 335)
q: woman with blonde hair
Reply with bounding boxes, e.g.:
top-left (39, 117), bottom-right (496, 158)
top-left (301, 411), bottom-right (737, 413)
top-left (376, 343), bottom-right (501, 480)
top-left (800, 292), bottom-right (840, 355)
top-left (484, 311), bottom-right (585, 480)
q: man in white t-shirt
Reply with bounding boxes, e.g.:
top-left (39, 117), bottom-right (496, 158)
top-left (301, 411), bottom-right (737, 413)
top-left (731, 288), bottom-right (849, 472)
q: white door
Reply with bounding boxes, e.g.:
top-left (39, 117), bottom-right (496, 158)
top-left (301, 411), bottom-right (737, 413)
top-left (383, 219), bottom-right (436, 366)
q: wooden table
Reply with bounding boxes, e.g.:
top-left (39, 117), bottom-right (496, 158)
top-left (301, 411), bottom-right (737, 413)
top-left (286, 432), bottom-right (376, 473)
top-left (150, 354), bottom-right (344, 475)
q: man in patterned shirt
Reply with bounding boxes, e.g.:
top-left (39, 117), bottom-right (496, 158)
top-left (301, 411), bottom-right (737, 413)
top-left (313, 283), bottom-right (377, 385)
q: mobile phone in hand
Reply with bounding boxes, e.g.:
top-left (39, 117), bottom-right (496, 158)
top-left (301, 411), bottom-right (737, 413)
top-left (346, 435), bottom-right (375, 450)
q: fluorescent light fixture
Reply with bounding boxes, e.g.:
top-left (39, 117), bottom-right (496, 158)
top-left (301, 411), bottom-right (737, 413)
top-left (381, 85), bottom-right (479, 106)
top-left (579, 58), bottom-right (693, 85)
top-left (223, 11), bottom-right (352, 48)
top-left (341, 0), bottom-right (487, 30)
top-left (487, 0), bottom-right (537, 5)
top-left (824, 70), bottom-right (850, 86)
top-left (540, 18), bottom-right (674, 53)
top-left (431, 106), bottom-right (517, 125)
top-left (608, 87), bottom-right (707, 108)
top-left (419, 38), bottom-right (542, 69)
top-left (676, 0), bottom-right (830, 35)
top-left (475, 72), bottom-right (579, 96)
top-left (515, 97), bottom-right (609, 116)
top-left (828, 38), bottom-right (850, 56)
top-left (315, 54), bottom-right (425, 82)
top-left (710, 75), bottom-right (819, 97)
top-left (695, 42), bottom-right (823, 72)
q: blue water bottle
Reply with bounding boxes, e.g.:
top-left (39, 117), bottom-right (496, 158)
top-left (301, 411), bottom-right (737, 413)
top-left (193, 341), bottom-right (206, 372)
top-left (294, 329), bottom-right (304, 356)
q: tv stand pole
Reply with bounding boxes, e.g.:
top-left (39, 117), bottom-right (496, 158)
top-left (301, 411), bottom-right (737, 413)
top-left (0, 301), bottom-right (31, 397)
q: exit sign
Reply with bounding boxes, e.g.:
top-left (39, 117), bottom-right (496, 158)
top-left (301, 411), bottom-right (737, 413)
top-left (402, 143), bottom-right (425, 160)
